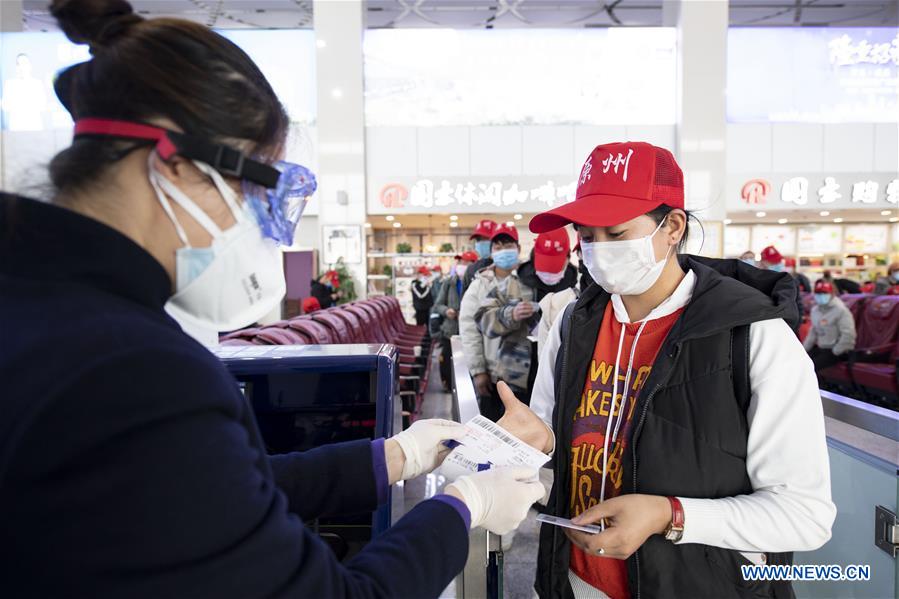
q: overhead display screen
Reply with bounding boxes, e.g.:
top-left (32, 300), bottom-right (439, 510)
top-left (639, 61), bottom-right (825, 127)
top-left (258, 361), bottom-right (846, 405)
top-left (727, 28), bottom-right (898, 123)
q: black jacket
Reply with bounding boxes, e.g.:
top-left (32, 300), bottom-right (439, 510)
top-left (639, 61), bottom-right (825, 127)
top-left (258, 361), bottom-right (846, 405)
top-left (0, 194), bottom-right (468, 598)
top-left (517, 259), bottom-right (579, 302)
top-left (536, 255), bottom-right (799, 599)
top-left (411, 279), bottom-right (434, 312)
top-left (310, 278), bottom-right (336, 309)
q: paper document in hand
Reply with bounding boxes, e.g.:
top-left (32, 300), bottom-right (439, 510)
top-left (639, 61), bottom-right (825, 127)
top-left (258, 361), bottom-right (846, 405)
top-left (439, 415), bottom-right (550, 482)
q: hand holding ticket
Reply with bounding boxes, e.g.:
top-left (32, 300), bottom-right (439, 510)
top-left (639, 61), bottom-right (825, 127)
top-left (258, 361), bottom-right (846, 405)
top-left (438, 415), bottom-right (550, 482)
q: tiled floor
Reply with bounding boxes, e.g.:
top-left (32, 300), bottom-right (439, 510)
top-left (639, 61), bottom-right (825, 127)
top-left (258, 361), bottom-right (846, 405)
top-left (403, 351), bottom-right (541, 599)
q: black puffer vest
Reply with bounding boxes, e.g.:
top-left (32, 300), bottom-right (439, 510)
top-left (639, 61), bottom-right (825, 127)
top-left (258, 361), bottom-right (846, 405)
top-left (535, 255), bottom-right (801, 599)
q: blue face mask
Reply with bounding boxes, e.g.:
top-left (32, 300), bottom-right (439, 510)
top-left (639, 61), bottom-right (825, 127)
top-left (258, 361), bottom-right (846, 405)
top-left (176, 247), bottom-right (216, 289)
top-left (740, 258), bottom-right (756, 267)
top-left (474, 240), bottom-right (492, 260)
top-left (814, 293), bottom-right (832, 306)
top-left (890, 272), bottom-right (899, 284)
top-left (492, 248), bottom-right (519, 270)
top-left (768, 263), bottom-right (785, 272)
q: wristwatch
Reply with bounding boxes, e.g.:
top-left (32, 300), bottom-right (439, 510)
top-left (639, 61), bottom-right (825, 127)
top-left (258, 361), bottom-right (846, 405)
top-left (663, 496), bottom-right (685, 542)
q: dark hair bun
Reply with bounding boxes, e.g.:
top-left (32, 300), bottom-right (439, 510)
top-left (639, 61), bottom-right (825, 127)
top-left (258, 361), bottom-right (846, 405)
top-left (50, 0), bottom-right (142, 49)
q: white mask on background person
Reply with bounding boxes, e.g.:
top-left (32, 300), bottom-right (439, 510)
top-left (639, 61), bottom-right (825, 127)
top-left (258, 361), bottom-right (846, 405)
top-left (536, 267), bottom-right (567, 286)
top-left (455, 264), bottom-right (469, 278)
top-left (581, 218), bottom-right (672, 296)
top-left (149, 156), bottom-right (286, 332)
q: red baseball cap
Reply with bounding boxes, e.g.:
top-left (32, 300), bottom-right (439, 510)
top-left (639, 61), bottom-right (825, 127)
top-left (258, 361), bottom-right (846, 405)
top-left (814, 280), bottom-right (833, 294)
top-left (760, 246), bottom-right (783, 264)
top-left (417, 265), bottom-right (431, 275)
top-left (455, 250), bottom-right (479, 262)
top-left (471, 219), bottom-right (497, 240)
top-left (302, 296), bottom-right (321, 313)
top-left (491, 223), bottom-right (519, 243)
top-left (534, 228), bottom-right (571, 273)
top-left (529, 141), bottom-right (684, 233)
top-left (431, 264), bottom-right (442, 273)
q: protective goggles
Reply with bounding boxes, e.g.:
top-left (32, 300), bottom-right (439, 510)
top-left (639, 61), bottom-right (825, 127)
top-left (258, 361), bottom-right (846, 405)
top-left (73, 118), bottom-right (317, 246)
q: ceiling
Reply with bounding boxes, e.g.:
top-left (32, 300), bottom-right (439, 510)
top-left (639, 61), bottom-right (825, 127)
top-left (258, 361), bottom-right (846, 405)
top-left (20, 0), bottom-right (899, 31)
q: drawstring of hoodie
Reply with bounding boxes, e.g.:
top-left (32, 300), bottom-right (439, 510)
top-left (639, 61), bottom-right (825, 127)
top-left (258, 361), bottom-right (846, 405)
top-left (598, 318), bottom-right (649, 530)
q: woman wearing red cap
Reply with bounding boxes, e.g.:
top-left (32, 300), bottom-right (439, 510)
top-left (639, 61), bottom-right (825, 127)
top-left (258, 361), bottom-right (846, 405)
top-left (494, 142), bottom-right (835, 598)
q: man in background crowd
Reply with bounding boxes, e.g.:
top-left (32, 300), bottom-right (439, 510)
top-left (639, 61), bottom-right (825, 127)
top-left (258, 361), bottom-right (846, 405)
top-left (463, 219), bottom-right (497, 292)
top-left (804, 279), bottom-right (856, 375)
top-left (411, 265), bottom-right (435, 326)
top-left (460, 224), bottom-right (539, 420)
top-left (432, 251), bottom-right (479, 392)
top-left (739, 250), bottom-right (756, 266)
top-left (310, 270), bottom-right (341, 309)
top-left (516, 227), bottom-right (578, 302)
top-left (874, 262), bottom-right (899, 295)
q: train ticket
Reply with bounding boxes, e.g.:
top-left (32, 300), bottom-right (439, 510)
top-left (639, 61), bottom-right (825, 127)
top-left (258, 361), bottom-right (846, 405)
top-left (438, 415), bottom-right (550, 482)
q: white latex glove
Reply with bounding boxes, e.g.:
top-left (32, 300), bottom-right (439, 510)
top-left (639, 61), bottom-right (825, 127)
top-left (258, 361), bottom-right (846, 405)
top-left (392, 419), bottom-right (467, 480)
top-left (447, 466), bottom-right (544, 535)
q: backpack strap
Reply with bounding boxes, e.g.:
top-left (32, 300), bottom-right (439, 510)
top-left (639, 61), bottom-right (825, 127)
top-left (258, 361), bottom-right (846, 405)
top-left (731, 323), bottom-right (752, 412)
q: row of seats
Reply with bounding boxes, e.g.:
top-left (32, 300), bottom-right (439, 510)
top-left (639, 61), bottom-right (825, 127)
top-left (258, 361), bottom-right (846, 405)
top-left (803, 293), bottom-right (899, 407)
top-left (220, 296), bottom-right (433, 419)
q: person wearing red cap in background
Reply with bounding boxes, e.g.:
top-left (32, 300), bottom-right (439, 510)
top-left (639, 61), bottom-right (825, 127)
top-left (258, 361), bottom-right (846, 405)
top-left (301, 296), bottom-right (321, 314)
top-left (309, 269), bottom-right (341, 309)
top-left (517, 228), bottom-right (579, 302)
top-left (411, 265), bottom-right (435, 326)
top-left (459, 223), bottom-right (540, 421)
top-left (758, 246), bottom-right (806, 323)
top-left (432, 251), bottom-right (479, 392)
top-left (536, 231), bottom-right (591, 356)
top-left (803, 279), bottom-right (856, 375)
top-left (462, 219), bottom-right (498, 292)
top-left (484, 142), bottom-right (833, 599)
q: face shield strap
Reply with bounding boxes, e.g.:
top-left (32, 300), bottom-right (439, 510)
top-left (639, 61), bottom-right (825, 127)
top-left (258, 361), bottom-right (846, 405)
top-left (73, 118), bottom-right (280, 189)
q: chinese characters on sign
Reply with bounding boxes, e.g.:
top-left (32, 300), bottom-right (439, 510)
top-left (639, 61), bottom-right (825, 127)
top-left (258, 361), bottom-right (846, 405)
top-left (818, 177), bottom-right (841, 204)
top-left (781, 177), bottom-right (809, 205)
top-left (755, 177), bottom-right (899, 206)
top-left (398, 179), bottom-right (578, 209)
top-left (851, 180), bottom-right (879, 204)
top-left (828, 32), bottom-right (899, 67)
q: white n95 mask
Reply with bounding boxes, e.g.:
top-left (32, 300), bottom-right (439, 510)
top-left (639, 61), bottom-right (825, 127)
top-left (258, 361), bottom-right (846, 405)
top-left (581, 218), bottom-right (672, 296)
top-left (149, 156), bottom-right (286, 332)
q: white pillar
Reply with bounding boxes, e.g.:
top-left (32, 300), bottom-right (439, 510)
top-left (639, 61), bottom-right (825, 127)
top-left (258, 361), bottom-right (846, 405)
top-left (313, 0), bottom-right (368, 298)
top-left (671, 0), bottom-right (729, 255)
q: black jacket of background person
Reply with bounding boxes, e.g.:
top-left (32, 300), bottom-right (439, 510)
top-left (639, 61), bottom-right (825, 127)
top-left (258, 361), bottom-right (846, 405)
top-left (309, 278), bottom-right (336, 309)
top-left (0, 195), bottom-right (467, 598)
top-left (411, 278), bottom-right (434, 312)
top-left (517, 258), bottom-right (579, 303)
top-left (535, 255), bottom-right (800, 599)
